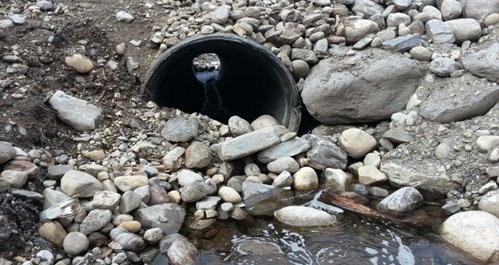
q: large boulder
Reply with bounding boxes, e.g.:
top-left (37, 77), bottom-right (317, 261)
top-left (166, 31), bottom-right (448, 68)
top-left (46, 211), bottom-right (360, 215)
top-left (462, 43), bottom-right (499, 82)
top-left (49, 90), bottom-right (102, 131)
top-left (441, 211), bottom-right (499, 262)
top-left (302, 49), bottom-right (422, 124)
top-left (420, 74), bottom-right (499, 122)
top-left (462, 0), bottom-right (499, 20)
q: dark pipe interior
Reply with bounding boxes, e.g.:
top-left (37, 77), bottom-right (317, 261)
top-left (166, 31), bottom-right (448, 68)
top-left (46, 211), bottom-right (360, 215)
top-left (144, 34), bottom-right (301, 131)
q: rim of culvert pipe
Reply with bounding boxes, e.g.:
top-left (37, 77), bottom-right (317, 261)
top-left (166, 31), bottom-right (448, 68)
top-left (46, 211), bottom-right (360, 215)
top-left (142, 33), bottom-right (302, 132)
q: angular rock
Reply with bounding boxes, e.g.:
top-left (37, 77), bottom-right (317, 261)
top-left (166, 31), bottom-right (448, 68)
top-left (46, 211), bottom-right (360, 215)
top-left (358, 166), bottom-right (387, 185)
top-left (257, 137), bottom-right (310, 163)
top-left (274, 206), bottom-right (336, 227)
top-left (91, 191), bottom-right (120, 210)
top-left (60, 170), bottom-right (103, 198)
top-left (303, 134), bottom-right (348, 170)
top-left (185, 141), bottom-right (212, 168)
top-left (47, 164), bottom-right (72, 180)
top-left (120, 190), bottom-right (142, 213)
top-left (351, 0), bottom-right (383, 17)
top-left (429, 57), bottom-right (461, 77)
top-left (176, 169), bottom-right (203, 187)
top-left (242, 182), bottom-right (275, 207)
top-left (441, 211), bottom-right (499, 262)
top-left (425, 19), bottom-right (455, 44)
top-left (137, 203), bottom-right (186, 234)
top-left (382, 34), bottom-right (427, 52)
top-left (180, 180), bottom-right (216, 202)
top-left (49, 90), bottom-right (102, 131)
top-left (377, 187), bottom-right (423, 215)
top-left (420, 74), bottom-right (499, 122)
top-left (322, 168), bottom-right (352, 192)
top-left (80, 209), bottom-right (112, 235)
top-left (302, 49), bottom-right (422, 124)
top-left (164, 234), bottom-right (199, 265)
top-left (214, 127), bottom-right (280, 161)
top-left (462, 44), bottom-right (499, 82)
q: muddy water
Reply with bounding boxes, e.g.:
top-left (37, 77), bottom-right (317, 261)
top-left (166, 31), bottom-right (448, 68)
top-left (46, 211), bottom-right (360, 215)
top-left (195, 190), bottom-right (482, 265)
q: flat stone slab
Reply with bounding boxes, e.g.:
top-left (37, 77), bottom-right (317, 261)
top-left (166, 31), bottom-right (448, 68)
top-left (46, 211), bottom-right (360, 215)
top-left (214, 127), bottom-right (280, 161)
top-left (49, 90), bottom-right (102, 131)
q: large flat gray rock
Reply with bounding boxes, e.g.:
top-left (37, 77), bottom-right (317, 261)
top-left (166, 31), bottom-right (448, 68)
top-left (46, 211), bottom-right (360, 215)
top-left (214, 127), bottom-right (280, 161)
top-left (49, 90), bottom-right (102, 131)
top-left (257, 137), bottom-right (310, 164)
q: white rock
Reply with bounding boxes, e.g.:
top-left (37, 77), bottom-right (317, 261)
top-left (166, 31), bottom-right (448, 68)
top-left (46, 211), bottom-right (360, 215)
top-left (274, 206), bottom-right (336, 227)
top-left (114, 175), bottom-right (148, 192)
top-left (60, 170), bottom-right (103, 198)
top-left (340, 128), bottom-right (377, 159)
top-left (478, 190), bottom-right (499, 218)
top-left (218, 186), bottom-right (242, 203)
top-left (358, 166), bottom-right (387, 185)
top-left (116, 11), bottom-right (134, 23)
top-left (476, 136), bottom-right (499, 152)
top-left (267, 157), bottom-right (299, 174)
top-left (49, 90), bottom-right (102, 131)
top-left (322, 168), bottom-right (351, 192)
top-left (63, 232), bottom-right (89, 255)
top-left (293, 167), bottom-right (319, 190)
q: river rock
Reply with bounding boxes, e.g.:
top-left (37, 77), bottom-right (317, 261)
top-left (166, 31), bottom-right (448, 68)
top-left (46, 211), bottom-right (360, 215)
top-left (444, 18), bottom-right (481, 42)
top-left (185, 141), bottom-right (212, 168)
top-left (293, 167), bottom-right (319, 190)
top-left (429, 57), bottom-right (461, 77)
top-left (257, 137), bottom-right (310, 163)
top-left (91, 191), bottom-right (120, 210)
top-left (351, 0), bottom-right (383, 17)
top-left (110, 228), bottom-right (145, 251)
top-left (272, 171), bottom-right (293, 188)
top-left (0, 170), bottom-right (28, 188)
top-left (425, 19), bottom-right (455, 44)
top-left (462, 0), bottom-right (499, 20)
top-left (114, 175), bottom-right (148, 192)
top-left (387, 13), bottom-right (411, 28)
top-left (303, 134), bottom-right (348, 170)
top-left (211, 4), bottom-right (231, 24)
top-left (120, 190), bottom-right (142, 213)
top-left (80, 209), bottom-right (112, 235)
top-left (381, 34), bottom-right (426, 52)
top-left (64, 54), bottom-right (94, 74)
top-left (251, 115), bottom-right (280, 130)
top-left (461, 43), bottom-right (499, 82)
top-left (60, 170), bottom-right (103, 198)
top-left (63, 232), bottom-right (89, 255)
top-left (228, 116), bottom-right (252, 136)
top-left (344, 19), bottom-right (379, 43)
top-left (218, 186), bottom-right (242, 203)
top-left (441, 211), bottom-right (499, 262)
top-left (339, 128), bottom-right (377, 159)
top-left (420, 74), bottom-right (499, 122)
top-left (163, 147), bottom-right (185, 170)
top-left (176, 169), bottom-right (203, 187)
top-left (274, 206), bottom-right (336, 227)
top-left (49, 90), bottom-right (102, 131)
top-left (181, 180), bottom-right (216, 202)
top-left (441, 0), bottom-right (462, 20)
top-left (478, 190), bottom-right (499, 218)
top-left (322, 168), bottom-right (352, 192)
top-left (476, 136), bottom-right (499, 152)
top-left (358, 166), bottom-right (387, 185)
top-left (410, 46), bottom-right (432, 61)
top-left (377, 187), bottom-right (423, 215)
top-left (161, 117), bottom-right (199, 142)
top-left (116, 11), bottom-right (134, 23)
top-left (165, 234), bottom-right (199, 265)
top-left (302, 49), bottom-right (422, 124)
top-left (214, 127), bottom-right (280, 161)
top-left (38, 221), bottom-right (67, 246)
top-left (0, 142), bottom-right (15, 165)
top-left (267, 157), bottom-right (299, 173)
top-left (137, 203), bottom-right (186, 234)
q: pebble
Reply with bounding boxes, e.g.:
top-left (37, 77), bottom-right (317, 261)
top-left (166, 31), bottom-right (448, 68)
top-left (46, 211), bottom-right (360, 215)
top-left (218, 186), bottom-right (242, 203)
top-left (63, 232), bottom-right (89, 255)
top-left (339, 128), bottom-right (377, 159)
top-left (358, 166), bottom-right (387, 185)
top-left (60, 170), bottom-right (103, 198)
top-left (64, 54), bottom-right (94, 74)
top-left (38, 221), bottom-right (67, 246)
top-left (293, 167), bottom-right (319, 190)
top-left (267, 157), bottom-right (300, 173)
top-left (116, 11), bottom-right (135, 23)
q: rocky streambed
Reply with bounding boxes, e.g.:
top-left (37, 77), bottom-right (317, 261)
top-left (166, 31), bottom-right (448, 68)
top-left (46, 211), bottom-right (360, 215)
top-left (1, 0), bottom-right (499, 265)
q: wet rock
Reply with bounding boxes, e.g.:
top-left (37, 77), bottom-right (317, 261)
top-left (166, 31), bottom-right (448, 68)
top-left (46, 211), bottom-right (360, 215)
top-left (274, 206), bottom-right (336, 227)
top-left (38, 221), bottom-right (67, 246)
top-left (257, 137), bottom-right (310, 164)
top-left (267, 157), bottom-right (299, 173)
top-left (345, 19), bottom-right (379, 43)
top-left (161, 117), bottom-right (199, 143)
top-left (218, 186), bottom-right (242, 203)
top-left (302, 49), bottom-right (422, 124)
top-left (228, 116), bottom-right (252, 136)
top-left (461, 44), bottom-right (499, 82)
top-left (49, 90), bottom-right (102, 131)
top-left (114, 175), bottom-right (148, 192)
top-left (420, 74), bottom-right (499, 122)
top-left (80, 209), bottom-right (112, 235)
top-left (242, 182), bottom-right (275, 207)
top-left (441, 0), bottom-right (462, 20)
top-left (110, 228), bottom-right (145, 251)
top-left (425, 19), bottom-right (455, 44)
top-left (322, 168), bottom-right (352, 192)
top-left (0, 142), bottom-right (16, 165)
top-left (185, 141), bottom-right (212, 169)
top-left (429, 57), bottom-right (461, 77)
top-left (214, 127), bottom-right (280, 161)
top-left (60, 170), bottom-right (103, 198)
top-left (63, 232), bottom-right (89, 255)
top-left (293, 167), bottom-right (319, 190)
top-left (137, 203), bottom-right (186, 234)
top-left (478, 190), bottom-right (499, 218)
top-left (377, 187), bottom-right (423, 215)
top-left (441, 211), bottom-right (499, 262)
top-left (339, 128), bottom-right (377, 159)
top-left (462, 0), bottom-right (499, 20)
top-left (303, 134), bottom-right (348, 170)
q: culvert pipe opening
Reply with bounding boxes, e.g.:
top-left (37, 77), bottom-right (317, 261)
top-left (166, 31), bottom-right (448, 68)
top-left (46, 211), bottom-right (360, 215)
top-left (143, 34), bottom-right (302, 132)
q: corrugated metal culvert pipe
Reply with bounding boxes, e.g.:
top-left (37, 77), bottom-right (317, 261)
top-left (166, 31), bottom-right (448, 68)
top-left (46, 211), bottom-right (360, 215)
top-left (143, 33), bottom-right (302, 132)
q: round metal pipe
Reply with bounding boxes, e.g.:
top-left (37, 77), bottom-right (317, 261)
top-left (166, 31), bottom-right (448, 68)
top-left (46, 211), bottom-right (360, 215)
top-left (143, 34), bottom-right (301, 131)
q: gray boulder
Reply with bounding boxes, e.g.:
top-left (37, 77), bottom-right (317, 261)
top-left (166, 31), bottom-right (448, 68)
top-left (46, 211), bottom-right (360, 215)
top-left (302, 49), bottom-right (422, 124)
top-left (462, 44), bottom-right (499, 82)
top-left (351, 0), bottom-right (384, 17)
top-left (49, 90), bottom-right (102, 131)
top-left (303, 134), bottom-right (348, 170)
top-left (213, 127), bottom-right (280, 161)
top-left (257, 137), bottom-right (310, 164)
top-left (462, 0), bottom-right (499, 20)
top-left (429, 57), bottom-right (461, 77)
top-left (0, 142), bottom-right (15, 165)
top-left (137, 203), bottom-right (186, 234)
top-left (425, 19), bottom-right (455, 44)
top-left (160, 116), bottom-right (198, 142)
top-left (377, 187), bottom-right (423, 215)
top-left (420, 74), bottom-right (499, 122)
top-left (478, 190), bottom-right (499, 218)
